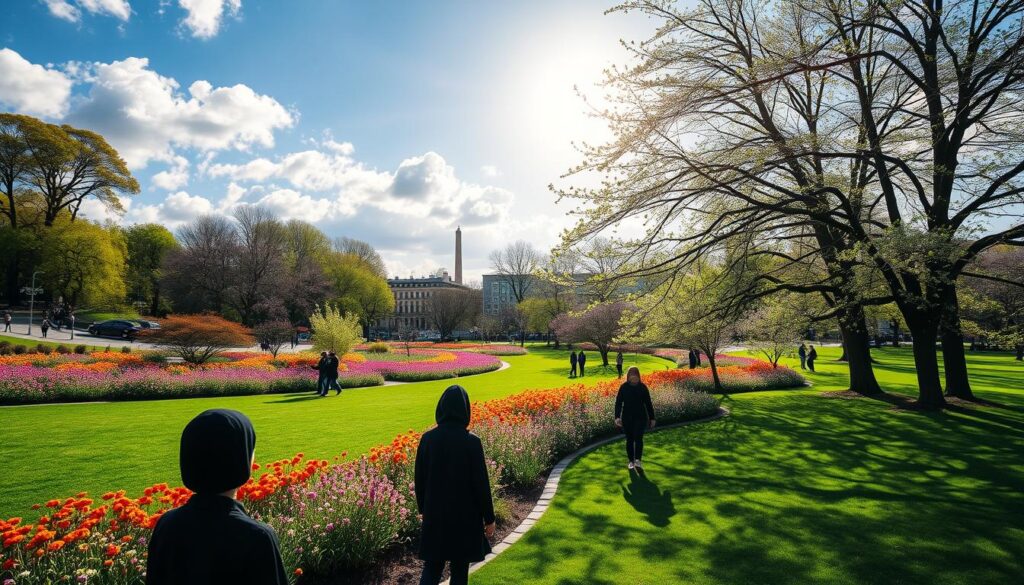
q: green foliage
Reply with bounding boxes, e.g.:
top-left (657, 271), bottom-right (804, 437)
top-left (123, 223), bottom-right (178, 315)
top-left (38, 217), bottom-right (127, 309)
top-left (366, 342), bottom-right (390, 353)
top-left (323, 252), bottom-right (395, 327)
top-left (310, 302), bottom-right (363, 354)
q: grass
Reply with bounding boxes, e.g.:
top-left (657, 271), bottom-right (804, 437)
top-left (471, 346), bottom-right (1024, 585)
top-left (0, 346), bottom-right (668, 518)
top-left (0, 334), bottom-right (107, 352)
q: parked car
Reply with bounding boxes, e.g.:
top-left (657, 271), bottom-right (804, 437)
top-left (88, 319), bottom-right (142, 340)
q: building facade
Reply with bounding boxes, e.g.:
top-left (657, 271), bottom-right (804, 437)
top-left (378, 272), bottom-right (468, 333)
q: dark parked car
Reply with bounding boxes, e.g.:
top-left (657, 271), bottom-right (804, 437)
top-left (88, 319), bottom-right (142, 340)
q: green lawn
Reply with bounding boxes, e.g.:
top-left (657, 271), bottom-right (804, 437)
top-left (472, 346), bottom-right (1024, 585)
top-left (0, 347), bottom-right (668, 517)
top-left (0, 334), bottom-right (107, 351)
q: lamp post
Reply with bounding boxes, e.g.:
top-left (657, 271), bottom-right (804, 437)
top-left (27, 270), bottom-right (43, 336)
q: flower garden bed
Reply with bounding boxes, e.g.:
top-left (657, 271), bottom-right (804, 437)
top-left (0, 349), bottom-right (502, 405)
top-left (0, 360), bottom-right (804, 584)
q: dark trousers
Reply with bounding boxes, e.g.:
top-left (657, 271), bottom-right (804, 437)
top-left (570, 364), bottom-right (576, 377)
top-left (799, 354), bottom-right (806, 369)
top-left (807, 359), bottom-right (815, 372)
top-left (625, 427), bottom-right (645, 461)
top-left (616, 364), bottom-right (623, 377)
top-left (419, 558), bottom-right (469, 585)
top-left (41, 328), bottom-right (48, 338)
top-left (316, 375), bottom-right (326, 394)
top-left (325, 375), bottom-right (341, 394)
top-left (579, 363), bottom-right (585, 377)
top-left (3, 323), bottom-right (9, 332)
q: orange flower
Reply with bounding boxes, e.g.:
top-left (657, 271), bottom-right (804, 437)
top-left (105, 544), bottom-right (121, 557)
top-left (47, 540), bottom-right (65, 551)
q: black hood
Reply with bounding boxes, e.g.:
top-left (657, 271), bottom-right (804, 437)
top-left (180, 409), bottom-right (256, 494)
top-left (435, 385), bottom-right (471, 427)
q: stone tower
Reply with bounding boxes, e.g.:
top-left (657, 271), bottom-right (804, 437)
top-left (455, 226), bottom-right (463, 284)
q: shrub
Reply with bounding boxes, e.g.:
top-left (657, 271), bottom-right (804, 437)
top-left (13, 344), bottom-right (26, 355)
top-left (476, 422), bottom-right (553, 488)
top-left (139, 314), bottom-right (253, 364)
top-left (366, 341), bottom-right (390, 353)
top-left (141, 351), bottom-right (169, 364)
top-left (309, 302), bottom-right (362, 354)
top-left (55, 344), bottom-right (70, 354)
top-left (0, 341), bottom-right (11, 355)
top-left (36, 344), bottom-right (52, 355)
top-left (74, 344), bottom-right (87, 354)
top-left (121, 345), bottom-right (131, 353)
top-left (253, 319), bottom-right (294, 357)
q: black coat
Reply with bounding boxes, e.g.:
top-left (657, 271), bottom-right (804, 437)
top-left (414, 386), bottom-right (495, 563)
top-left (578, 352), bottom-right (587, 365)
top-left (325, 355), bottom-right (340, 377)
top-left (148, 409), bottom-right (287, 584)
top-left (147, 494), bottom-right (287, 585)
top-left (615, 382), bottom-right (655, 432)
top-left (570, 352), bottom-right (578, 365)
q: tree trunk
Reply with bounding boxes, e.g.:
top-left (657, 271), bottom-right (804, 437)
top-left (839, 322), bottom-right (883, 396)
top-left (600, 348), bottom-right (609, 366)
top-left (906, 321), bottom-right (946, 409)
top-left (4, 252), bottom-right (19, 305)
top-left (1015, 345), bottom-right (1022, 361)
top-left (940, 291), bottom-right (974, 400)
top-left (706, 352), bottom-right (723, 392)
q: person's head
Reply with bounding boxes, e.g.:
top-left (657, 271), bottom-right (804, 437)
top-left (179, 409), bottom-right (256, 498)
top-left (328, 351), bottom-right (336, 357)
top-left (627, 366), bottom-right (642, 385)
top-left (320, 351), bottom-right (328, 357)
top-left (435, 384), bottom-right (471, 428)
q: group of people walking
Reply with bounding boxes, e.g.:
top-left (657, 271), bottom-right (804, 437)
top-left (798, 343), bottom-right (818, 372)
top-left (149, 361), bottom-right (661, 584)
top-left (311, 351), bottom-right (342, 396)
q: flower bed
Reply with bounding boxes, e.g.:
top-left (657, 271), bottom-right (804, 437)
top-left (0, 349), bottom-right (501, 405)
top-left (0, 361), bottom-right (802, 583)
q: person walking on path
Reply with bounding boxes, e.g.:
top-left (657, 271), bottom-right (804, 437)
top-left (311, 351), bottom-right (328, 395)
top-left (616, 350), bottom-right (624, 378)
top-left (578, 350), bottom-right (587, 377)
top-left (41, 317), bottom-right (50, 338)
top-left (798, 343), bottom-right (808, 370)
top-left (569, 351), bottom-right (578, 378)
top-left (325, 351), bottom-right (342, 395)
top-left (688, 348), bottom-right (698, 369)
top-left (807, 345), bottom-right (818, 372)
top-left (415, 385), bottom-right (496, 585)
top-left (147, 409), bottom-right (288, 585)
top-left (615, 367), bottom-right (656, 471)
top-left (3, 311), bottom-right (11, 332)
top-left (68, 312), bottom-right (75, 340)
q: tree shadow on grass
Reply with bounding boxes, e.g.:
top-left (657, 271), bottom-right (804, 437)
top-left (621, 470), bottom-right (675, 528)
top-left (264, 394), bottom-right (326, 404)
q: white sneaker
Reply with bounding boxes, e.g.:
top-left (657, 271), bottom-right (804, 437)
top-left (627, 461), bottom-right (635, 470)
top-left (634, 460), bottom-right (643, 470)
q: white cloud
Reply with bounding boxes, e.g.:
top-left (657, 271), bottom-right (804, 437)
top-left (178, 0), bottom-right (240, 38)
top-left (77, 0), bottom-right (131, 20)
top-left (68, 57), bottom-right (294, 168)
top-left (129, 190), bottom-right (215, 226)
top-left (481, 164), bottom-right (501, 178)
top-left (0, 48), bottom-right (73, 118)
top-left (151, 155), bottom-right (190, 190)
top-left (42, 0), bottom-right (81, 21)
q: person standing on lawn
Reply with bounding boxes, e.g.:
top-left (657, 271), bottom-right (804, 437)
top-left (415, 385), bottom-right (496, 585)
top-left (311, 351), bottom-right (328, 395)
top-left (616, 350), bottom-right (624, 378)
top-left (615, 366), bottom-right (656, 471)
top-left (325, 351), bottom-right (342, 395)
top-left (798, 343), bottom-right (808, 370)
top-left (569, 350), bottom-right (578, 378)
top-left (3, 311), bottom-right (11, 332)
top-left (807, 345), bottom-right (817, 372)
top-left (147, 409), bottom-right (288, 585)
top-left (578, 350), bottom-right (587, 377)
top-left (688, 348), bottom-right (698, 369)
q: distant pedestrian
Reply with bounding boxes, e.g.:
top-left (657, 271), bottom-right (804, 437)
top-left (415, 385), bottom-right (495, 585)
top-left (146, 409), bottom-right (288, 585)
top-left (578, 350), bottom-right (587, 377)
top-left (688, 348), bottom-right (698, 369)
top-left (68, 313), bottom-right (75, 339)
top-left (569, 351), bottom-right (578, 378)
top-left (694, 348), bottom-right (702, 366)
top-left (311, 351), bottom-right (328, 395)
top-left (807, 345), bottom-right (817, 372)
top-left (325, 351), bottom-right (342, 395)
top-left (290, 333), bottom-right (297, 349)
top-left (3, 311), bottom-right (11, 332)
top-left (41, 318), bottom-right (50, 338)
top-left (616, 350), bottom-right (624, 378)
top-left (615, 367), bottom-right (656, 471)
top-left (798, 343), bottom-right (807, 370)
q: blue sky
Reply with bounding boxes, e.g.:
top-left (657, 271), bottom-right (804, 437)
top-left (0, 0), bottom-right (655, 281)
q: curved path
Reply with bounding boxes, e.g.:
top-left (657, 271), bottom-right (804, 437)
top-left (443, 407), bottom-right (731, 585)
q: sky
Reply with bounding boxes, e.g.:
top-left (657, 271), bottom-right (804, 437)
top-left (0, 0), bottom-right (657, 282)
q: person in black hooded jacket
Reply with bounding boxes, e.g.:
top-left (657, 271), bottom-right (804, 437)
top-left (147, 409), bottom-right (287, 585)
top-left (614, 367), bottom-right (656, 471)
top-left (414, 385), bottom-right (495, 585)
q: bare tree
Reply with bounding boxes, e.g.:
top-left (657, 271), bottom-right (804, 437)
top-left (334, 236), bottom-right (387, 277)
top-left (229, 206), bottom-right (288, 325)
top-left (489, 240), bottom-right (544, 303)
top-left (428, 288), bottom-right (478, 339)
top-left (163, 215), bottom-right (239, 314)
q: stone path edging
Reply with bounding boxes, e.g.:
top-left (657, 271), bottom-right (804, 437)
top-left (441, 405), bottom-right (731, 583)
